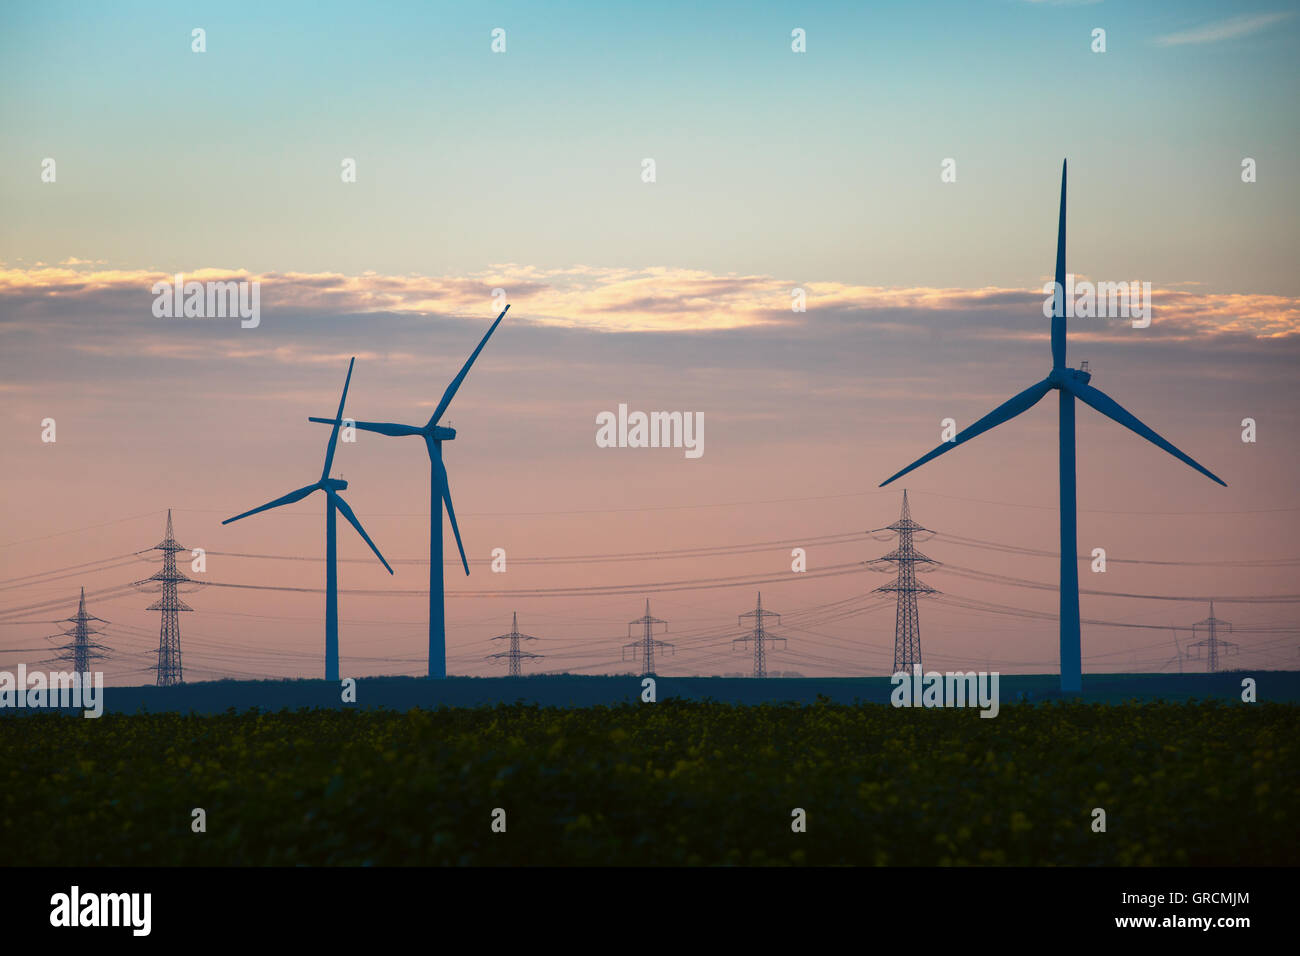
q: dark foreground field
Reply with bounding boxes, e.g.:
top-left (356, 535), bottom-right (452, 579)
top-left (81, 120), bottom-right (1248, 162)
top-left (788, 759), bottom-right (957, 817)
top-left (3, 700), bottom-right (1296, 865)
top-left (28, 669), bottom-right (1300, 714)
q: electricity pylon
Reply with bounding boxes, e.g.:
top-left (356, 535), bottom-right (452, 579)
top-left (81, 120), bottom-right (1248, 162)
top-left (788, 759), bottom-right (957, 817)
top-left (1161, 627), bottom-right (1185, 673)
top-left (136, 510), bottom-right (194, 686)
top-left (487, 612), bottom-right (543, 677)
top-left (623, 599), bottom-right (671, 676)
top-left (46, 587), bottom-right (111, 673)
top-left (871, 490), bottom-right (940, 674)
top-left (734, 591), bottom-right (786, 677)
top-left (1187, 601), bottom-right (1237, 673)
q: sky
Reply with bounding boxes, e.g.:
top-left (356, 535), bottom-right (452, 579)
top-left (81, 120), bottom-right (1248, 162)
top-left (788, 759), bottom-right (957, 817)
top-left (2, 1), bottom-right (1299, 684)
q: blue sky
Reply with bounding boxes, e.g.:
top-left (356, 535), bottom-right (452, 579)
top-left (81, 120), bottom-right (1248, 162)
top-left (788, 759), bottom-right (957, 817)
top-left (2, 0), bottom-right (1297, 291)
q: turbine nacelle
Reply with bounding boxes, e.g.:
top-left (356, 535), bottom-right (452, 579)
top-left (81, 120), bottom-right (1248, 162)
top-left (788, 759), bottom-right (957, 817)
top-left (321, 477), bottom-right (348, 492)
top-left (432, 425), bottom-right (457, 441)
top-left (1047, 366), bottom-right (1092, 389)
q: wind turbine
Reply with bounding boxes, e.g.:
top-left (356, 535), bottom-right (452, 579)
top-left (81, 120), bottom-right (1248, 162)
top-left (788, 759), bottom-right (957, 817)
top-left (880, 160), bottom-right (1225, 693)
top-left (223, 357), bottom-right (393, 681)
top-left (309, 306), bottom-right (509, 678)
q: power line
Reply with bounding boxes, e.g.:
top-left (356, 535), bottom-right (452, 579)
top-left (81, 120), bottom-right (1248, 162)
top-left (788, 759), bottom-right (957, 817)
top-left (0, 553), bottom-right (140, 590)
top-left (940, 563), bottom-right (1300, 604)
top-left (185, 561), bottom-right (867, 599)
top-left (0, 510), bottom-right (164, 550)
top-left (3, 504), bottom-right (1297, 681)
top-left (0, 583), bottom-right (140, 621)
top-left (166, 491), bottom-right (1300, 519)
top-left (200, 531), bottom-right (863, 567)
top-left (936, 532), bottom-right (1300, 568)
top-left (8, 529), bottom-right (1300, 595)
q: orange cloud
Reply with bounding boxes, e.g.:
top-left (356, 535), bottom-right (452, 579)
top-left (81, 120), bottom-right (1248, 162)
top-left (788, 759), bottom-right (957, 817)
top-left (1, 261), bottom-right (1296, 338)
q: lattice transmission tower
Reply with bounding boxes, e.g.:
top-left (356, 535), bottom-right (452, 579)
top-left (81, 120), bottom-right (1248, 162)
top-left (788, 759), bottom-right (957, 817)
top-left (487, 612), bottom-right (544, 676)
top-left (623, 599), bottom-right (672, 676)
top-left (46, 587), bottom-right (112, 673)
top-left (135, 510), bottom-right (195, 686)
top-left (1187, 601), bottom-right (1237, 673)
top-left (1161, 627), bottom-right (1185, 674)
top-left (734, 591), bottom-right (786, 677)
top-left (871, 490), bottom-right (940, 674)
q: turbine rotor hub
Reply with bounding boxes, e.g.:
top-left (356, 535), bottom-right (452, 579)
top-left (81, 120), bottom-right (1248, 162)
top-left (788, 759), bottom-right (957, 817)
top-left (1048, 367), bottom-right (1091, 388)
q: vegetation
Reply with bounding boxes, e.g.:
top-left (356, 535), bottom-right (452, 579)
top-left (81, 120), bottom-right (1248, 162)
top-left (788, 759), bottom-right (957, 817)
top-left (3, 700), bottom-right (1295, 865)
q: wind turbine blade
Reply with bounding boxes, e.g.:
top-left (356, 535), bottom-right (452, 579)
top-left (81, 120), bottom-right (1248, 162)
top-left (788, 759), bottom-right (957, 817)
top-left (1065, 380), bottom-right (1226, 486)
top-left (308, 417), bottom-right (424, 437)
top-left (435, 455), bottom-right (470, 575)
top-left (1051, 159), bottom-right (1067, 369)
top-left (880, 377), bottom-right (1054, 486)
top-left (222, 483), bottom-right (319, 524)
top-left (321, 358), bottom-right (356, 481)
top-left (429, 306), bottom-right (509, 427)
top-left (333, 493), bottom-right (394, 574)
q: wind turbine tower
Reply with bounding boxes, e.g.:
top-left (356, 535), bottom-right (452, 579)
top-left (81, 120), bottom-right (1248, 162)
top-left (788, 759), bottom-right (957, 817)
top-left (880, 161), bottom-right (1225, 692)
top-left (734, 591), bottom-right (786, 678)
top-left (224, 358), bottom-right (393, 681)
top-left (871, 491), bottom-right (939, 675)
top-left (48, 588), bottom-right (111, 674)
top-left (1187, 601), bottom-right (1237, 673)
top-left (308, 307), bottom-right (509, 679)
top-left (487, 612), bottom-right (543, 677)
top-left (624, 599), bottom-right (672, 676)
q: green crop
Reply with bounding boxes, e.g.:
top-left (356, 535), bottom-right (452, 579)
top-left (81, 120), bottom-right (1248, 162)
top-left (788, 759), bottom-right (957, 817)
top-left (2, 700), bottom-right (1295, 865)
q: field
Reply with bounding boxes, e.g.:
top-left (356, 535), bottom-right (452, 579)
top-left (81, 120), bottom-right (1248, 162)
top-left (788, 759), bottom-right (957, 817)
top-left (21, 670), bottom-right (1300, 715)
top-left (4, 698), bottom-right (1297, 865)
